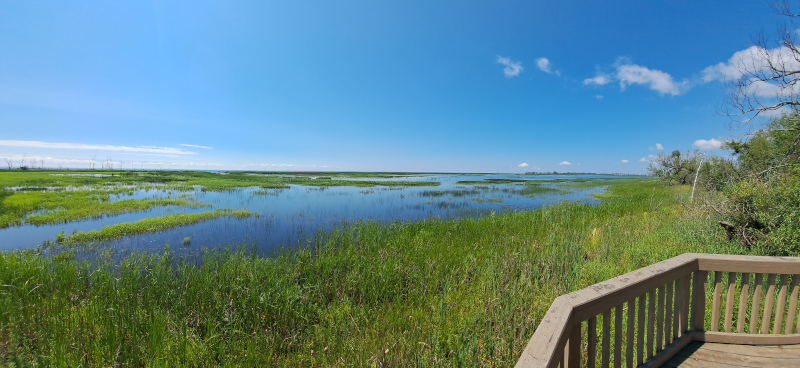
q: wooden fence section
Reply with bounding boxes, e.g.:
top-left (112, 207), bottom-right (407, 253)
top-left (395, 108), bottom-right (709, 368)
top-left (515, 253), bottom-right (800, 368)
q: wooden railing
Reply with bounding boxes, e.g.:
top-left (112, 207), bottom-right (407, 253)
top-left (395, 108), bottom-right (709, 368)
top-left (515, 253), bottom-right (800, 368)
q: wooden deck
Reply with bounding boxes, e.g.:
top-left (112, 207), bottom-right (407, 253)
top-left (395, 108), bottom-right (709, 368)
top-left (664, 341), bottom-right (800, 367)
top-left (515, 253), bottom-right (800, 368)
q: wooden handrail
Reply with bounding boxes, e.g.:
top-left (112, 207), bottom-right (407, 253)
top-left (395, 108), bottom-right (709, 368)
top-left (515, 253), bottom-right (800, 368)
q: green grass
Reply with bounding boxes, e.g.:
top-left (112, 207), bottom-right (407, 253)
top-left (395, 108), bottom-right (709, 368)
top-left (456, 178), bottom-right (600, 185)
top-left (0, 179), bottom-right (744, 366)
top-left (456, 178), bottom-right (532, 185)
top-left (0, 171), bottom-right (441, 229)
top-left (420, 189), bottom-right (480, 198)
top-left (0, 188), bottom-right (208, 229)
top-left (63, 209), bottom-right (255, 244)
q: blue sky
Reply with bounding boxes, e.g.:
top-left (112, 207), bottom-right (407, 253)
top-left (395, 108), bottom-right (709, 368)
top-left (0, 1), bottom-right (787, 173)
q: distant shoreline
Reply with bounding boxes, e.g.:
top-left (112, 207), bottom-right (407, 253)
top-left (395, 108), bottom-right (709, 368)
top-left (1, 168), bottom-right (649, 177)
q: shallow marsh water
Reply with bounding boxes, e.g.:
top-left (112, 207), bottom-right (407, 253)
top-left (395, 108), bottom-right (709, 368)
top-left (0, 174), bottom-right (629, 256)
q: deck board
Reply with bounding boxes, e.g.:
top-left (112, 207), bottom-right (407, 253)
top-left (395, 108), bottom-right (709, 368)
top-left (663, 341), bottom-right (800, 367)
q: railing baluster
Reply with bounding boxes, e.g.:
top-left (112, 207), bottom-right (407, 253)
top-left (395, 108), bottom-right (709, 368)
top-left (738, 273), bottom-right (750, 333)
top-left (615, 304), bottom-right (622, 368)
top-left (674, 277), bottom-right (683, 338)
top-left (602, 311), bottom-right (611, 368)
top-left (775, 275), bottom-right (789, 333)
top-left (626, 298), bottom-right (635, 368)
top-left (656, 285), bottom-right (665, 352)
top-left (762, 274), bottom-right (777, 334)
top-left (677, 274), bottom-right (690, 337)
top-left (682, 274), bottom-right (691, 334)
top-left (637, 295), bottom-right (645, 365)
top-left (751, 273), bottom-right (763, 334)
top-left (725, 272), bottom-right (736, 332)
top-left (711, 271), bottom-right (722, 331)
top-left (787, 275), bottom-right (800, 334)
top-left (692, 271), bottom-right (708, 331)
top-left (665, 281), bottom-right (673, 344)
top-left (614, 304), bottom-right (622, 368)
top-left (588, 316), bottom-right (597, 368)
top-left (647, 289), bottom-right (656, 360)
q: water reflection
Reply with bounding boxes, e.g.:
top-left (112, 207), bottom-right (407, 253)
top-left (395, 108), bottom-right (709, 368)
top-left (0, 174), bottom-right (627, 255)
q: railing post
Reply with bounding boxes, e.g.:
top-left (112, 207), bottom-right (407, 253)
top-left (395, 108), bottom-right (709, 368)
top-left (588, 317), bottom-right (597, 368)
top-left (692, 271), bottom-right (708, 331)
top-left (567, 322), bottom-right (581, 368)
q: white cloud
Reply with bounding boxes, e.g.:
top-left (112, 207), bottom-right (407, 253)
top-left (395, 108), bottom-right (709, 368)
top-left (497, 56), bottom-right (523, 78)
top-left (693, 138), bottom-right (724, 150)
top-left (180, 144), bottom-right (213, 149)
top-left (701, 45), bottom-right (800, 99)
top-left (617, 63), bottom-right (686, 96)
top-left (584, 74), bottom-right (611, 86)
top-left (558, 161), bottom-right (572, 166)
top-left (649, 143), bottom-right (664, 151)
top-left (639, 154), bottom-right (658, 163)
top-left (699, 46), bottom-right (794, 83)
top-left (0, 140), bottom-right (197, 155)
top-left (621, 159), bottom-right (629, 163)
top-left (596, 95), bottom-right (604, 99)
top-left (536, 57), bottom-right (553, 74)
top-left (761, 106), bottom-right (792, 118)
top-left (518, 162), bottom-right (529, 168)
top-left (585, 60), bottom-right (687, 96)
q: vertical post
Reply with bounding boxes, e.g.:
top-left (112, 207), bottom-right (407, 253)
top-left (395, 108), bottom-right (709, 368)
top-left (588, 317), bottom-right (597, 368)
top-left (680, 274), bottom-right (691, 335)
top-left (751, 273), bottom-right (764, 334)
top-left (674, 277), bottom-right (684, 337)
top-left (637, 295), bottom-right (645, 365)
top-left (711, 271), bottom-right (722, 332)
top-left (615, 304), bottom-right (622, 368)
top-left (626, 298), bottom-right (635, 368)
top-left (602, 311), bottom-right (611, 368)
top-left (656, 285), bottom-right (665, 352)
top-left (665, 281), bottom-right (673, 344)
top-left (786, 275), bottom-right (800, 334)
top-left (774, 275), bottom-right (788, 333)
top-left (693, 271), bottom-right (708, 331)
top-left (647, 290), bottom-right (656, 360)
top-left (567, 322), bottom-right (582, 368)
top-left (725, 272), bottom-right (737, 332)
top-left (738, 273), bottom-right (750, 334)
top-left (762, 274), bottom-right (777, 334)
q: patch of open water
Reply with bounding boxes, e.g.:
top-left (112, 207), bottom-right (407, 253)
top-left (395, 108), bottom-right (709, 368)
top-left (0, 174), bottom-right (633, 256)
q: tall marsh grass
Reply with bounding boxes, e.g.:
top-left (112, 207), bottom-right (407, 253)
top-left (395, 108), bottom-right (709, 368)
top-left (0, 180), bottom-right (742, 366)
top-left (63, 209), bottom-right (255, 244)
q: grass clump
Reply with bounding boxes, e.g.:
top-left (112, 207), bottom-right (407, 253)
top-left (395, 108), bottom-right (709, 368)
top-left (0, 179), bottom-right (742, 366)
top-left (63, 209), bottom-right (254, 244)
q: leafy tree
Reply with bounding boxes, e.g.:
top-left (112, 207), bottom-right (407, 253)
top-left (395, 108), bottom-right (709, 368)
top-left (714, 115), bottom-right (799, 251)
top-left (691, 0), bottom-right (800, 253)
top-left (647, 150), bottom-right (705, 185)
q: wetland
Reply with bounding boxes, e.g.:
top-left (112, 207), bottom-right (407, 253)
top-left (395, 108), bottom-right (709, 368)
top-left (0, 175), bottom-right (742, 367)
top-left (0, 170), bottom-right (629, 256)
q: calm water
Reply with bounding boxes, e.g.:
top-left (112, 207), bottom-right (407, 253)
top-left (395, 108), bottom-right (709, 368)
top-left (0, 174), bottom-right (628, 255)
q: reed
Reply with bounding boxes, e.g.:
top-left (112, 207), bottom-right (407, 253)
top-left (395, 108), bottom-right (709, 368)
top-left (0, 180), bottom-right (742, 367)
top-left (63, 209), bottom-right (254, 244)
